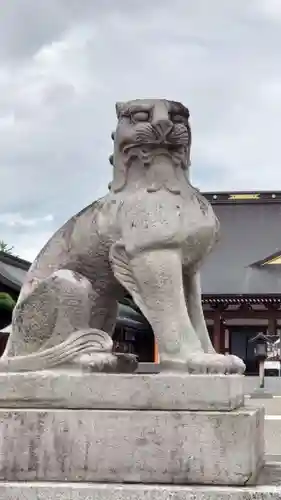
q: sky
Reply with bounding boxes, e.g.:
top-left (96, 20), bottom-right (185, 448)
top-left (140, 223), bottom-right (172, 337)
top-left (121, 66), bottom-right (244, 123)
top-left (0, 0), bottom-right (281, 261)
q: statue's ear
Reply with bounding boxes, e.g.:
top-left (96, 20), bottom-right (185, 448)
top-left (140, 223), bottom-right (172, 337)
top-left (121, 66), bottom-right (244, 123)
top-left (115, 101), bottom-right (125, 118)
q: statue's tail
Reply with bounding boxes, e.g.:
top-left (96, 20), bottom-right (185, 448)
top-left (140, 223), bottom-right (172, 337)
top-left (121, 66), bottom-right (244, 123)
top-left (0, 329), bottom-right (114, 372)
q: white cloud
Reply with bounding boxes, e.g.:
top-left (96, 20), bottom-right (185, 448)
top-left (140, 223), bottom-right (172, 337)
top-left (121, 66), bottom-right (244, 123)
top-left (0, 213), bottom-right (53, 227)
top-left (255, 0), bottom-right (281, 20)
top-left (13, 230), bottom-right (54, 262)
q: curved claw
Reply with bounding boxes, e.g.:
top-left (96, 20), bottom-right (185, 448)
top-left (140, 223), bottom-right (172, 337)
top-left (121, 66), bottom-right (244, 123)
top-left (75, 352), bottom-right (138, 373)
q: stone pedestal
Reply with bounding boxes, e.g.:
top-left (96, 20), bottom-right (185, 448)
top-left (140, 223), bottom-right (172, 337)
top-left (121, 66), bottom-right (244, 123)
top-left (0, 371), bottom-right (277, 498)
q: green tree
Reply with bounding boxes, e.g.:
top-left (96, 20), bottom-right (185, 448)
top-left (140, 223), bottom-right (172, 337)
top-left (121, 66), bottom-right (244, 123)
top-left (0, 240), bottom-right (14, 254)
top-left (0, 292), bottom-right (15, 312)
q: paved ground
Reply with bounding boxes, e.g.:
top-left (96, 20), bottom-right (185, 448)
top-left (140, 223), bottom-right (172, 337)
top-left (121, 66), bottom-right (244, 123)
top-left (245, 378), bottom-right (281, 461)
top-left (244, 376), bottom-right (281, 395)
top-left (246, 399), bottom-right (281, 460)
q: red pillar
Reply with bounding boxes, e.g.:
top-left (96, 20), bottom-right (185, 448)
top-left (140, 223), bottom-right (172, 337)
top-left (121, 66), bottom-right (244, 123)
top-left (224, 327), bottom-right (230, 354)
top-left (213, 309), bottom-right (222, 353)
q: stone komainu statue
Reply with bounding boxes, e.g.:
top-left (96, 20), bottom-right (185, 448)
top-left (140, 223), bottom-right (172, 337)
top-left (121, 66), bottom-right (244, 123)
top-left (1, 99), bottom-right (245, 374)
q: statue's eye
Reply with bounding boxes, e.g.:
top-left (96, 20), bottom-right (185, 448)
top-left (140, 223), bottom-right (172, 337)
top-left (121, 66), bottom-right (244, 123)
top-left (131, 111), bottom-right (150, 122)
top-left (170, 114), bottom-right (187, 124)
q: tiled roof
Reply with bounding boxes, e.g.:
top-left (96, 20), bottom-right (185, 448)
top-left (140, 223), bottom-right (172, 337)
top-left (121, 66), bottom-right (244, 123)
top-left (201, 192), bottom-right (281, 296)
top-left (0, 252), bottom-right (30, 291)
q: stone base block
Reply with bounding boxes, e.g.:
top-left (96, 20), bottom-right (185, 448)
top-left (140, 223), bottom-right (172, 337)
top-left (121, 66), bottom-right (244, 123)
top-left (0, 371), bottom-right (244, 410)
top-left (0, 405), bottom-right (264, 485)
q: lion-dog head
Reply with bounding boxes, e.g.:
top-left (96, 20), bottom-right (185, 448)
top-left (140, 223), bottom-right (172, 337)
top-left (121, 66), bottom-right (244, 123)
top-left (110, 99), bottom-right (192, 194)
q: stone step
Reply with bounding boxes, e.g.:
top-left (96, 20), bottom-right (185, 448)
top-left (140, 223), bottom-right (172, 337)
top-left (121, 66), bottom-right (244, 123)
top-left (265, 419), bottom-right (281, 456)
top-left (0, 472), bottom-right (280, 500)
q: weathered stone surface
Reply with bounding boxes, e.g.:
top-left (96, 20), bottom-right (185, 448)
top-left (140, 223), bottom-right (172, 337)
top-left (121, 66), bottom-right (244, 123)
top-left (0, 371), bottom-right (244, 410)
top-left (0, 406), bottom-right (264, 485)
top-left (0, 466), bottom-right (280, 500)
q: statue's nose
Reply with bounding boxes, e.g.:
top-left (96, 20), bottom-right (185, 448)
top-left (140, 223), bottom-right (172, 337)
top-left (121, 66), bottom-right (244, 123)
top-left (153, 119), bottom-right (173, 139)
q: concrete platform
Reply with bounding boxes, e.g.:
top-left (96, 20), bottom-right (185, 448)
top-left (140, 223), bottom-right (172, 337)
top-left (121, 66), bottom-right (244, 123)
top-left (0, 405), bottom-right (264, 485)
top-left (0, 371), bottom-right (244, 410)
top-left (0, 462), bottom-right (280, 499)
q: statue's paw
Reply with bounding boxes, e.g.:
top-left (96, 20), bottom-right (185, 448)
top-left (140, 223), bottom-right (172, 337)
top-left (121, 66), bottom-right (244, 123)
top-left (160, 353), bottom-right (227, 373)
top-left (186, 352), bottom-right (229, 374)
top-left (227, 354), bottom-right (246, 374)
top-left (73, 352), bottom-right (138, 373)
top-left (185, 352), bottom-right (245, 374)
top-left (161, 352), bottom-right (245, 374)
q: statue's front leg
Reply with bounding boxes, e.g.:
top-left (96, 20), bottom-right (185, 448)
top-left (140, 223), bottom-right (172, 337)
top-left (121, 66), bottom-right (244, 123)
top-left (184, 270), bottom-right (245, 374)
top-left (183, 270), bottom-right (216, 354)
top-left (111, 244), bottom-right (203, 370)
top-left (111, 243), bottom-right (245, 374)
